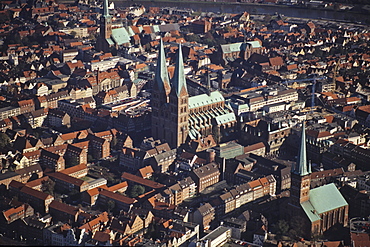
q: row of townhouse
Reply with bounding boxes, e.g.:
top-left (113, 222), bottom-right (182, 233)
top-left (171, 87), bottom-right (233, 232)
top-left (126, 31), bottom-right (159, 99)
top-left (215, 175), bottom-right (276, 217)
top-left (10, 130), bottom-right (112, 173)
top-left (191, 175), bottom-right (276, 230)
top-left (161, 176), bottom-right (197, 206)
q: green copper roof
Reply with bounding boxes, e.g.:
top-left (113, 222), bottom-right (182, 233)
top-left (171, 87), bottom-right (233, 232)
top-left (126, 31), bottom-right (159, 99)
top-left (188, 91), bottom-right (224, 110)
top-left (292, 122), bottom-right (311, 176)
top-left (106, 38), bottom-right (114, 45)
top-left (152, 25), bottom-right (161, 33)
top-left (301, 200), bottom-right (321, 222)
top-left (215, 112), bottom-right (236, 125)
top-left (221, 42), bottom-right (244, 54)
top-left (103, 0), bottom-right (110, 18)
top-left (126, 27), bottom-right (135, 37)
top-left (111, 28), bottom-right (130, 45)
top-left (247, 41), bottom-right (262, 48)
top-left (220, 41), bottom-right (262, 54)
top-left (171, 43), bottom-right (188, 97)
top-left (154, 39), bottom-right (171, 94)
top-left (301, 183), bottom-right (348, 222)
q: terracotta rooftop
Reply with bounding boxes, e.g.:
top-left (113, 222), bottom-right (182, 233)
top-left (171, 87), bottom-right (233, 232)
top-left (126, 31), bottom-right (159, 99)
top-left (3, 204), bottom-right (27, 221)
top-left (50, 200), bottom-right (80, 216)
top-left (138, 166), bottom-right (154, 178)
top-left (48, 172), bottom-right (87, 187)
top-left (99, 189), bottom-right (137, 205)
top-left (60, 164), bottom-right (88, 175)
top-left (79, 212), bottom-right (109, 232)
top-left (121, 172), bottom-right (165, 189)
top-left (108, 181), bottom-right (128, 192)
top-left (25, 176), bottom-right (49, 189)
top-left (20, 185), bottom-right (53, 201)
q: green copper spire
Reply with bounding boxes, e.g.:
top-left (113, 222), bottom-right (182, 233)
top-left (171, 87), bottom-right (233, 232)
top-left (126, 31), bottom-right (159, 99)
top-left (171, 43), bottom-right (188, 96)
top-left (155, 39), bottom-right (171, 94)
top-left (292, 121), bottom-right (311, 176)
top-left (103, 0), bottom-right (110, 17)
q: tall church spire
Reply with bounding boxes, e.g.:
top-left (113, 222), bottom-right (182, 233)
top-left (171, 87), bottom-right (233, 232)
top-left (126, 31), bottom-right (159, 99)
top-left (154, 39), bottom-right (171, 96)
top-left (171, 43), bottom-right (188, 97)
top-left (292, 121), bottom-right (311, 176)
top-left (103, 0), bottom-right (110, 17)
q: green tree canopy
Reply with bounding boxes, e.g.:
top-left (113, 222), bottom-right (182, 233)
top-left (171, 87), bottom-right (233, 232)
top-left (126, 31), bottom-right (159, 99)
top-left (107, 200), bottom-right (115, 213)
top-left (128, 184), bottom-right (145, 198)
top-left (0, 133), bottom-right (10, 150)
top-left (41, 178), bottom-right (55, 196)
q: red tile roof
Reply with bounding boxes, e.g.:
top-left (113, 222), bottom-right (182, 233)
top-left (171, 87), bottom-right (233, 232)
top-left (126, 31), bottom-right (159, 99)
top-left (99, 189), bottom-right (136, 205)
top-left (60, 164), bottom-right (88, 176)
top-left (20, 185), bottom-right (53, 201)
top-left (50, 200), bottom-right (80, 216)
top-left (121, 172), bottom-right (165, 189)
top-left (48, 172), bottom-right (87, 187)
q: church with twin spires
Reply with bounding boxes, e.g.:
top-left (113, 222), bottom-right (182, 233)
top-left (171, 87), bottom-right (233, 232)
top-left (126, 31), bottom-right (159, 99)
top-left (151, 40), bottom-right (237, 149)
top-left (288, 122), bottom-right (349, 238)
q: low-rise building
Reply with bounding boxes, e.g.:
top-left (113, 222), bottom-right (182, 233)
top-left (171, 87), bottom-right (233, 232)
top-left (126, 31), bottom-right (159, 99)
top-left (198, 226), bottom-right (231, 247)
top-left (97, 189), bottom-right (137, 212)
top-left (190, 163), bottom-right (220, 193)
top-left (48, 172), bottom-right (89, 193)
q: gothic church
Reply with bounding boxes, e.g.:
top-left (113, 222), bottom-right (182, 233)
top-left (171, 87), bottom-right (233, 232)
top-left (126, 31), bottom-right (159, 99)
top-left (288, 122), bottom-right (349, 238)
top-left (152, 40), bottom-right (237, 148)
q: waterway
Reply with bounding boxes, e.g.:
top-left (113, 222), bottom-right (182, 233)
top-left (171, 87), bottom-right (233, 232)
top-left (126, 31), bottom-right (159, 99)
top-left (116, 1), bottom-right (370, 24)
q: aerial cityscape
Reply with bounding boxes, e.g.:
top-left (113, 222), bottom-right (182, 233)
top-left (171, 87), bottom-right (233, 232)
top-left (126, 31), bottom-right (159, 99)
top-left (0, 0), bottom-right (369, 246)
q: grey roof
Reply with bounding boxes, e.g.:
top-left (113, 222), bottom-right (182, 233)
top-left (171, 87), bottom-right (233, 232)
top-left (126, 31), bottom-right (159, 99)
top-left (192, 162), bottom-right (220, 179)
top-left (201, 226), bottom-right (230, 242)
top-left (158, 23), bottom-right (180, 32)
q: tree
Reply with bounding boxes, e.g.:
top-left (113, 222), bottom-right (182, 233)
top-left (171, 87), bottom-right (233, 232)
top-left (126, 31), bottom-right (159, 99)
top-left (289, 216), bottom-right (306, 239)
top-left (185, 34), bottom-right (201, 43)
top-left (274, 220), bottom-right (289, 238)
top-left (41, 179), bottom-right (55, 196)
top-left (66, 156), bottom-right (79, 168)
top-left (87, 154), bottom-right (94, 163)
top-left (111, 136), bottom-right (118, 150)
top-left (67, 20), bottom-right (76, 28)
top-left (0, 133), bottom-right (10, 150)
top-left (70, 31), bottom-right (77, 38)
top-left (128, 185), bottom-right (145, 198)
top-left (107, 200), bottom-right (115, 213)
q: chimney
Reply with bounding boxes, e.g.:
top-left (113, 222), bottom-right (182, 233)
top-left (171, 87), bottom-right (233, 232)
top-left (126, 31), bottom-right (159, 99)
top-left (206, 149), bottom-right (215, 163)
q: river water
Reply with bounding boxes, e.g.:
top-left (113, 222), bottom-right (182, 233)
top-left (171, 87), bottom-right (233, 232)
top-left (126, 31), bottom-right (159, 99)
top-left (116, 1), bottom-right (370, 23)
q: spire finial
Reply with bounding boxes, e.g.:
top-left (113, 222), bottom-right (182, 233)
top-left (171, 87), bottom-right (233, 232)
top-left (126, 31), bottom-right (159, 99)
top-left (171, 43), bottom-right (188, 96)
top-left (292, 121), bottom-right (311, 176)
top-left (154, 39), bottom-right (171, 95)
top-left (103, 0), bottom-right (110, 17)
